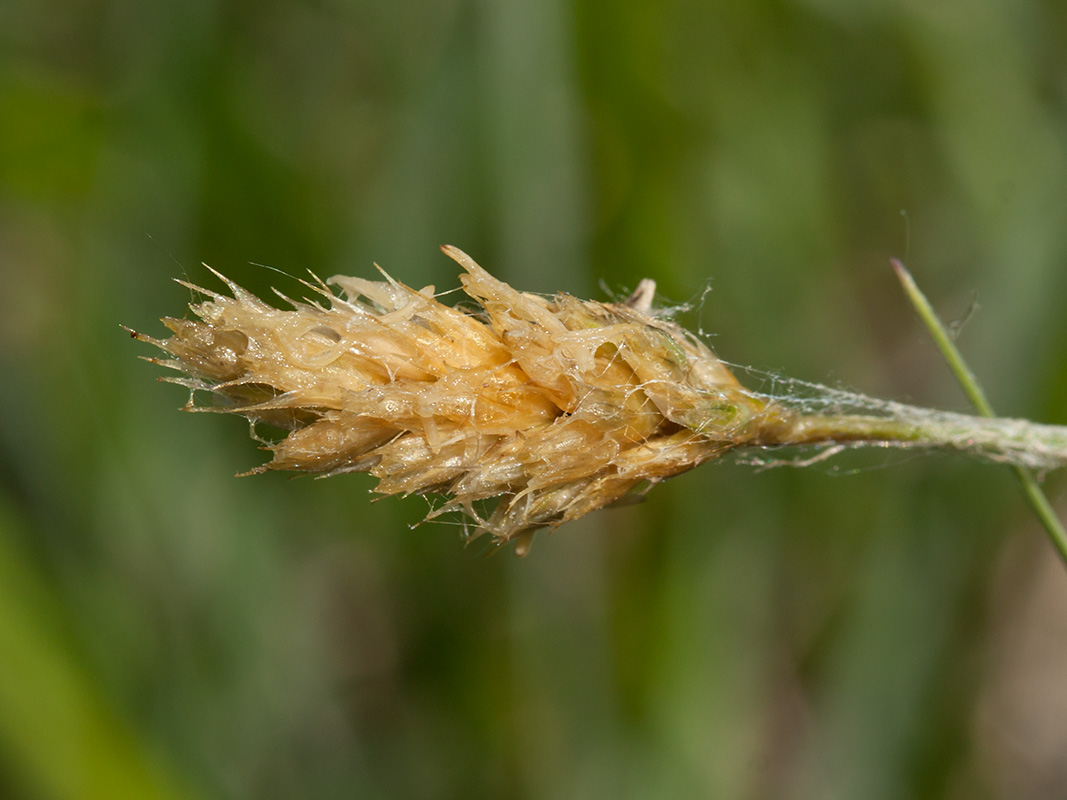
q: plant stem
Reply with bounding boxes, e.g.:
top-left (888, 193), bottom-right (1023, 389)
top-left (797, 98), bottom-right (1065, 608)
top-left (891, 259), bottom-right (1067, 567)
top-left (767, 409), bottom-right (1067, 472)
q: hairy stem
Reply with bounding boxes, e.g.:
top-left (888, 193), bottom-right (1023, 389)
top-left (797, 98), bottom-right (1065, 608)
top-left (757, 407), bottom-right (1067, 473)
top-left (891, 258), bottom-right (1067, 567)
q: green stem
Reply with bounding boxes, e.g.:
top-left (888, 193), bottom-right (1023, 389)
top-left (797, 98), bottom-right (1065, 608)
top-left (770, 409), bottom-right (1067, 472)
top-left (891, 259), bottom-right (1067, 568)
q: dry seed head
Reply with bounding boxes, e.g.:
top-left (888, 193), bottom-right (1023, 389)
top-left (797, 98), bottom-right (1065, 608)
top-left (132, 247), bottom-right (783, 548)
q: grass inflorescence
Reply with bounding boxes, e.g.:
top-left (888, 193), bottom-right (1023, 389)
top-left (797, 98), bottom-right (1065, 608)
top-left (128, 247), bottom-right (1067, 556)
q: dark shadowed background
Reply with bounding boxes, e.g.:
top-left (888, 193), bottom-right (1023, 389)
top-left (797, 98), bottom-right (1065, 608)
top-left (3, 1), bottom-right (1067, 798)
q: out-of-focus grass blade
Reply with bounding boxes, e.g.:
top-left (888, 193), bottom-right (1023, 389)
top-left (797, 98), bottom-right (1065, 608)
top-left (0, 492), bottom-right (199, 800)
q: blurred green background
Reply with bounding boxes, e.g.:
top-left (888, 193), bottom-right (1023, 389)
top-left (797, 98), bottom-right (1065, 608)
top-left (3, 1), bottom-right (1067, 798)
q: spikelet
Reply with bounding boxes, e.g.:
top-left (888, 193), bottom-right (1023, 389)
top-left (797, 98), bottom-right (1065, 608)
top-left (129, 246), bottom-right (783, 551)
